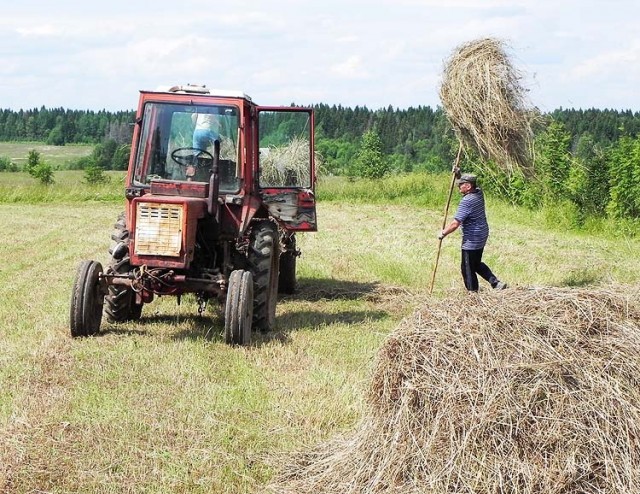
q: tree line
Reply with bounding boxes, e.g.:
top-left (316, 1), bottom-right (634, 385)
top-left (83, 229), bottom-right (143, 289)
top-left (0, 107), bottom-right (134, 145)
top-left (2, 104), bottom-right (640, 222)
top-left (3, 104), bottom-right (639, 169)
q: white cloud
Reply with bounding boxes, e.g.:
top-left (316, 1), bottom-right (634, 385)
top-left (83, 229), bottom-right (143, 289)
top-left (336, 35), bottom-right (358, 44)
top-left (569, 46), bottom-right (640, 80)
top-left (330, 56), bottom-right (369, 79)
top-left (248, 68), bottom-right (285, 86)
top-left (14, 24), bottom-right (61, 37)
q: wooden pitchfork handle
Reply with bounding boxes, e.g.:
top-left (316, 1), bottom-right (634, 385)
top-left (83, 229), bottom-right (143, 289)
top-left (429, 142), bottom-right (463, 295)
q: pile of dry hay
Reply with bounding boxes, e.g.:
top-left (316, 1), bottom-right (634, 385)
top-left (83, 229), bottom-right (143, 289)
top-left (440, 38), bottom-right (536, 174)
top-left (260, 137), bottom-right (312, 187)
top-left (269, 286), bottom-right (640, 493)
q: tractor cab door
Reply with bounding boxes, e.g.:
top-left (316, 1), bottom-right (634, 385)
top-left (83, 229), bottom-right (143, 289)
top-left (256, 107), bottom-right (317, 231)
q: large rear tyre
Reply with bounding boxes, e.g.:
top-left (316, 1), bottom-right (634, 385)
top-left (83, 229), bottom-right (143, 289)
top-left (104, 213), bottom-right (143, 323)
top-left (278, 233), bottom-right (297, 294)
top-left (70, 260), bottom-right (104, 338)
top-left (247, 221), bottom-right (280, 331)
top-left (224, 270), bottom-right (253, 346)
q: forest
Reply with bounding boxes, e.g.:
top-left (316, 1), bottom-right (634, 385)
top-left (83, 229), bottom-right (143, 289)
top-left (2, 104), bottom-right (640, 223)
top-left (2, 105), bottom-right (640, 169)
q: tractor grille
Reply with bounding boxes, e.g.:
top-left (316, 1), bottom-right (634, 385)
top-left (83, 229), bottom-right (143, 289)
top-left (135, 202), bottom-right (183, 256)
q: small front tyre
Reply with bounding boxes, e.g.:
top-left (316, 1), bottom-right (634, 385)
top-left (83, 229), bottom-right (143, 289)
top-left (224, 270), bottom-right (254, 346)
top-left (104, 213), bottom-right (143, 323)
top-left (70, 260), bottom-right (105, 338)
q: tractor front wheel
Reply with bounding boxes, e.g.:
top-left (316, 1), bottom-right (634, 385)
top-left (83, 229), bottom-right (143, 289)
top-left (70, 260), bottom-right (105, 337)
top-left (104, 258), bottom-right (142, 322)
top-left (104, 213), bottom-right (143, 323)
top-left (224, 270), bottom-right (253, 346)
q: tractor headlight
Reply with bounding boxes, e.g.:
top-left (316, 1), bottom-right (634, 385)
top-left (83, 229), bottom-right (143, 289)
top-left (135, 202), bottom-right (183, 256)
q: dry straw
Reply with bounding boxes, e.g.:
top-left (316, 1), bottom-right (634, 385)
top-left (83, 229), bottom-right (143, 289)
top-left (260, 137), bottom-right (312, 187)
top-left (269, 285), bottom-right (640, 493)
top-left (440, 38), bottom-right (536, 174)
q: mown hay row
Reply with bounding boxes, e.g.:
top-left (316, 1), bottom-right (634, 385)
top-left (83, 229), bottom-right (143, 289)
top-left (269, 286), bottom-right (640, 493)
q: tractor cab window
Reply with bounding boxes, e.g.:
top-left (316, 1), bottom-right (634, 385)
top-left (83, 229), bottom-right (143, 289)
top-left (133, 102), bottom-right (241, 192)
top-left (258, 110), bottom-right (313, 188)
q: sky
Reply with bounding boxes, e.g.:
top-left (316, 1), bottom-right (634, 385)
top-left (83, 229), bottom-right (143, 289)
top-left (1, 0), bottom-right (639, 113)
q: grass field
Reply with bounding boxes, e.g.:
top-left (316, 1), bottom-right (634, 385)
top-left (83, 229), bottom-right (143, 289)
top-left (0, 141), bottom-right (93, 169)
top-left (0, 171), bottom-right (125, 202)
top-left (1, 171), bottom-right (640, 492)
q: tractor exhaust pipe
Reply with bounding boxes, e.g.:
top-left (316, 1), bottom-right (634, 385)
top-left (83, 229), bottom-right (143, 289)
top-left (207, 139), bottom-right (221, 218)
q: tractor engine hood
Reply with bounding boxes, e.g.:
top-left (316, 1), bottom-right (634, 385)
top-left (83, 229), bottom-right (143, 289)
top-left (129, 195), bottom-right (207, 269)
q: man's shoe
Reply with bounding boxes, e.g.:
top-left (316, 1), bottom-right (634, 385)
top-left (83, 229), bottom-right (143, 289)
top-left (493, 281), bottom-right (508, 290)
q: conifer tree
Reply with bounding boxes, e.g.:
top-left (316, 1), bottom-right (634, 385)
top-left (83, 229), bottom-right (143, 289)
top-left (353, 130), bottom-right (388, 179)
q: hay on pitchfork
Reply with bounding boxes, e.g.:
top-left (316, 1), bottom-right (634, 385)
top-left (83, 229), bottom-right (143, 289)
top-left (440, 37), bottom-right (537, 174)
top-left (268, 285), bottom-right (640, 493)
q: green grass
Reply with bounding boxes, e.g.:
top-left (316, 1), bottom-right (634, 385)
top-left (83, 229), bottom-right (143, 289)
top-left (1, 168), bottom-right (638, 240)
top-left (0, 141), bottom-right (93, 168)
top-left (0, 170), bottom-right (125, 202)
top-left (1, 167), bottom-right (640, 492)
top-left (2, 197), bottom-right (640, 493)
top-left (318, 173), bottom-right (451, 209)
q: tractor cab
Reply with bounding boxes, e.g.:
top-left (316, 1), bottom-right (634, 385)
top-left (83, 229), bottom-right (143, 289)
top-left (125, 85), bottom-right (317, 234)
top-left (130, 99), bottom-right (241, 191)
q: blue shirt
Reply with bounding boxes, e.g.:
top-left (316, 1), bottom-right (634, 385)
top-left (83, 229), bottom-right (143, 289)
top-left (454, 188), bottom-right (489, 250)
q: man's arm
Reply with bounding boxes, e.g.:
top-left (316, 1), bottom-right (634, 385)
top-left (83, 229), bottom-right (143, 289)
top-left (439, 219), bottom-right (461, 239)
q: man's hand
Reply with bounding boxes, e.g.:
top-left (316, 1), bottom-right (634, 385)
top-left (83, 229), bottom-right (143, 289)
top-left (437, 231), bottom-right (445, 240)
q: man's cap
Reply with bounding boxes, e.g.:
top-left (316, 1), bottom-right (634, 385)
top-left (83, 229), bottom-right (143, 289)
top-left (456, 173), bottom-right (477, 186)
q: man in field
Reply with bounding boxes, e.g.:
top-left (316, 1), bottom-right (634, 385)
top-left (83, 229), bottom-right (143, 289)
top-left (438, 173), bottom-right (507, 292)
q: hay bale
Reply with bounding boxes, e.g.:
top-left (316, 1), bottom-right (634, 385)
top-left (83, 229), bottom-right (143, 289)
top-left (440, 37), bottom-right (536, 173)
top-left (269, 286), bottom-right (640, 493)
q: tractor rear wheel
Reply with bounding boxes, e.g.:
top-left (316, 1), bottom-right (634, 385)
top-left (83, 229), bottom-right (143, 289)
top-left (224, 270), bottom-right (253, 346)
top-left (70, 260), bottom-right (104, 337)
top-left (278, 233), bottom-right (297, 294)
top-left (104, 213), bottom-right (143, 323)
top-left (247, 221), bottom-right (280, 331)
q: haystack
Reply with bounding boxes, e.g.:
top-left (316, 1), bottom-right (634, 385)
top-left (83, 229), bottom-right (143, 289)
top-left (439, 38), bottom-right (536, 173)
top-left (269, 286), bottom-right (640, 493)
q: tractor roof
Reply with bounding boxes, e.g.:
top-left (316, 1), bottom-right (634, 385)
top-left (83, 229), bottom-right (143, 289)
top-left (152, 84), bottom-right (252, 101)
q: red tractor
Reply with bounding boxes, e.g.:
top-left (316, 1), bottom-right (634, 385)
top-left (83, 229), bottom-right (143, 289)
top-left (70, 84), bottom-right (317, 345)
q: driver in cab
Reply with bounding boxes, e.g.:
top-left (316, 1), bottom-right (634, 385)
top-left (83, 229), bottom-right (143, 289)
top-left (165, 112), bottom-right (219, 182)
top-left (192, 112), bottom-right (219, 151)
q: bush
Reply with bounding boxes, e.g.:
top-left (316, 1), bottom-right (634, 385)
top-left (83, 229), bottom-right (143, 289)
top-left (112, 144), bottom-right (131, 171)
top-left (83, 165), bottom-right (110, 185)
top-left (0, 156), bottom-right (17, 172)
top-left (31, 163), bottom-right (55, 185)
top-left (607, 136), bottom-right (640, 218)
top-left (68, 155), bottom-right (95, 171)
top-left (46, 126), bottom-right (65, 145)
top-left (23, 149), bottom-right (54, 185)
top-left (25, 149), bottom-right (41, 174)
top-left (92, 139), bottom-right (119, 169)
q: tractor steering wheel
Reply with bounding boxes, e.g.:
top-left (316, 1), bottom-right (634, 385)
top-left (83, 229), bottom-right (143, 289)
top-left (170, 147), bottom-right (214, 169)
